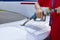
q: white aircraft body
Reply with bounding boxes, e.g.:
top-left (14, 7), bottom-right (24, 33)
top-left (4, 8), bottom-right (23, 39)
top-left (0, 1), bottom-right (51, 40)
top-left (0, 1), bottom-right (36, 18)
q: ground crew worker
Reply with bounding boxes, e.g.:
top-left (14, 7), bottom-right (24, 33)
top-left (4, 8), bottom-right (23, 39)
top-left (35, 0), bottom-right (60, 40)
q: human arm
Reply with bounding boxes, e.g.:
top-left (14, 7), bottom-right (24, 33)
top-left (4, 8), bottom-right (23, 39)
top-left (35, 2), bottom-right (43, 20)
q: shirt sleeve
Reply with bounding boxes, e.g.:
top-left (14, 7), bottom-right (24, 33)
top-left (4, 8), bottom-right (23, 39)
top-left (38, 0), bottom-right (50, 7)
top-left (38, 0), bottom-right (43, 6)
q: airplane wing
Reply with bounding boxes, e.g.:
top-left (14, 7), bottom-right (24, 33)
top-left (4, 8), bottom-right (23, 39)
top-left (0, 1), bottom-right (36, 18)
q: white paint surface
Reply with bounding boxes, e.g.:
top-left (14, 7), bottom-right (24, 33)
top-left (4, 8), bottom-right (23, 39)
top-left (0, 16), bottom-right (50, 40)
top-left (0, 2), bottom-right (36, 18)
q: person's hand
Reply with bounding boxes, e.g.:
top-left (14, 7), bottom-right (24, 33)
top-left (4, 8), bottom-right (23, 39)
top-left (56, 7), bottom-right (60, 13)
top-left (36, 9), bottom-right (44, 20)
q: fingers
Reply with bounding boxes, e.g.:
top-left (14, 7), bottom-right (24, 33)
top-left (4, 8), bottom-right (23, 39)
top-left (36, 9), bottom-right (43, 20)
top-left (56, 7), bottom-right (60, 13)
